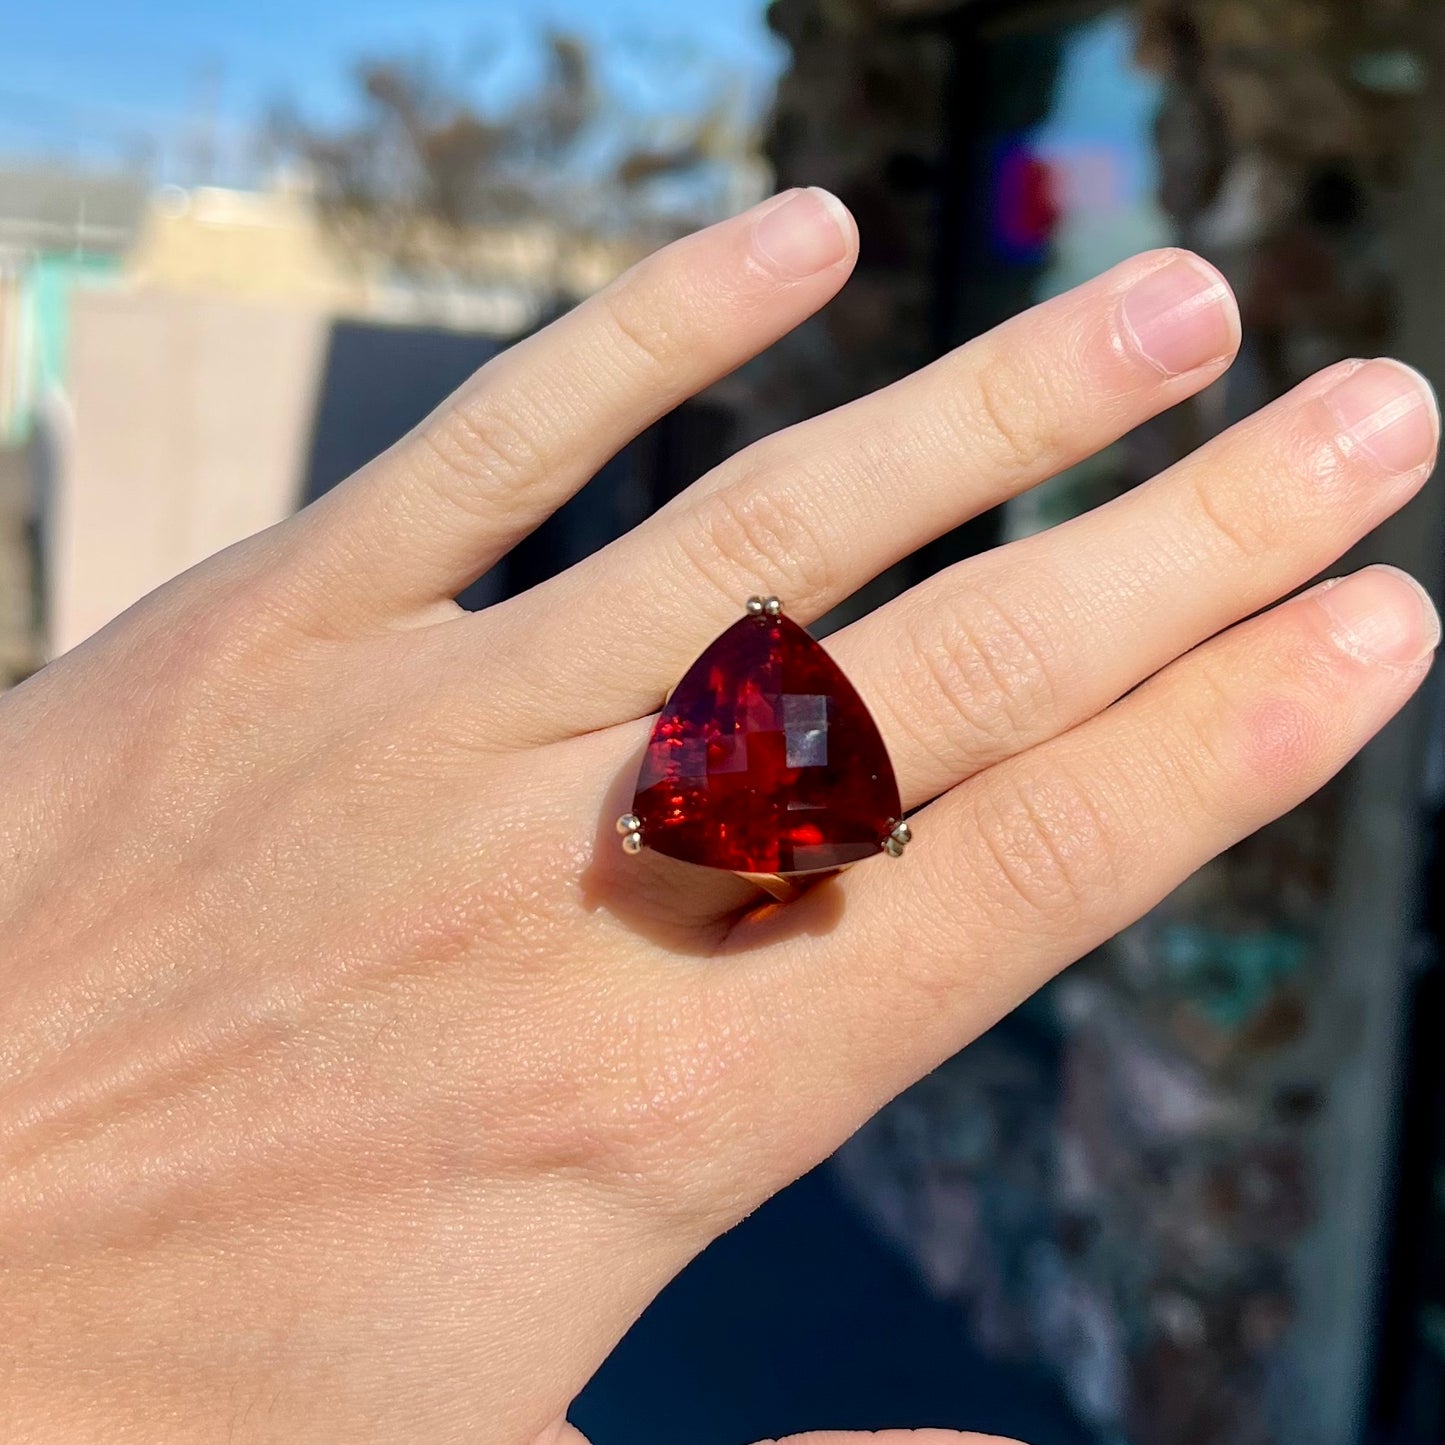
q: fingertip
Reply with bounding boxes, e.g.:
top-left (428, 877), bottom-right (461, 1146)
top-left (1313, 563), bottom-right (1441, 667)
top-left (806, 185), bottom-right (859, 253)
top-left (1117, 247), bottom-right (1240, 379)
top-left (1320, 357), bottom-right (1440, 478)
top-left (750, 186), bottom-right (858, 281)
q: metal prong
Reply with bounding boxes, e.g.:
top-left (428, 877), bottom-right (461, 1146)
top-left (885, 836), bottom-right (906, 858)
top-left (763, 596), bottom-right (782, 617)
top-left (621, 831), bottom-right (644, 856)
top-left (616, 812), bottom-right (641, 835)
top-left (890, 820), bottom-right (912, 846)
top-left (746, 596), bottom-right (766, 615)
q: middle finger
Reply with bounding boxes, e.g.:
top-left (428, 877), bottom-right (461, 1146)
top-left (469, 248), bottom-right (1238, 742)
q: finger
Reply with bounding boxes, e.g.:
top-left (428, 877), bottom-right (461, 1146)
top-left (760, 1435), bottom-right (1022, 1445)
top-left (290, 189), bottom-right (858, 622)
top-left (541, 1428), bottom-right (1018, 1445)
top-left (529, 1422), bottom-right (588, 1445)
top-left (474, 248), bottom-right (1240, 741)
top-left (830, 356), bottom-right (1439, 807)
top-left (727, 565), bottom-right (1438, 1167)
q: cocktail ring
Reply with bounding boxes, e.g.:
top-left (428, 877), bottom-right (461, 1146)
top-left (617, 597), bottom-right (909, 901)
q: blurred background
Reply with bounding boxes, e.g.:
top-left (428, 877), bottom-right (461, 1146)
top-left (3, 2), bottom-right (1444, 1443)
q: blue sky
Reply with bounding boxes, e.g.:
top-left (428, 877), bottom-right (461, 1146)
top-left (1, 0), bottom-right (1161, 267)
top-left (0, 0), bottom-right (784, 174)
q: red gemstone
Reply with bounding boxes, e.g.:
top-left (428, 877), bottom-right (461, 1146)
top-left (631, 613), bottom-right (901, 874)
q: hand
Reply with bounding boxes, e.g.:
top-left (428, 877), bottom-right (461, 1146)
top-left (1, 188), bottom-right (1437, 1445)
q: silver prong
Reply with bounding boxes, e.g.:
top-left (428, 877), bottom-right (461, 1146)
top-left (621, 831), bottom-right (644, 856)
top-left (762, 596), bottom-right (782, 617)
top-left (746, 596), bottom-right (766, 615)
top-left (616, 812), bottom-right (641, 836)
top-left (890, 820), bottom-right (912, 846)
top-left (885, 836), bottom-right (906, 858)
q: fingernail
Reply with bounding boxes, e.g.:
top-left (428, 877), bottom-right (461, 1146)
top-left (1315, 565), bottom-right (1441, 665)
top-left (1120, 253), bottom-right (1237, 376)
top-left (1322, 359), bottom-right (1440, 476)
top-left (751, 187), bottom-right (853, 279)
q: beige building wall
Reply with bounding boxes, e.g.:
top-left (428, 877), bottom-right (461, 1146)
top-left (52, 289), bottom-right (329, 655)
top-left (127, 187), bottom-right (371, 309)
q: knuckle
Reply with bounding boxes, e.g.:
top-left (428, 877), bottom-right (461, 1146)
top-left (974, 765), bottom-right (1119, 925)
top-left (681, 479), bottom-right (835, 610)
top-left (1232, 691), bottom-right (1329, 797)
top-left (953, 353), bottom-right (1053, 478)
top-left (597, 267), bottom-right (688, 379)
top-left (1170, 640), bottom-right (1331, 808)
top-left (900, 585), bottom-right (1061, 760)
top-left (156, 572), bottom-right (294, 688)
top-left (1154, 673), bottom-right (1246, 827)
top-left (420, 391), bottom-right (548, 518)
top-left (1191, 411), bottom-right (1354, 567)
top-left (130, 579), bottom-right (313, 772)
top-left (1189, 460), bottom-right (1277, 561)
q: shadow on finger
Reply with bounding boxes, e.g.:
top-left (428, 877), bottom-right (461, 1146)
top-left (578, 741), bottom-right (847, 954)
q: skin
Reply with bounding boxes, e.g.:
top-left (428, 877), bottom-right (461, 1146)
top-left (0, 187), bottom-right (1438, 1445)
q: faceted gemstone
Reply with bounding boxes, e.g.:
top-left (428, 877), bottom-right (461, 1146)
top-left (631, 612), bottom-right (901, 874)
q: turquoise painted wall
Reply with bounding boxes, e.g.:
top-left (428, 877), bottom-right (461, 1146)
top-left (3, 252), bottom-right (121, 446)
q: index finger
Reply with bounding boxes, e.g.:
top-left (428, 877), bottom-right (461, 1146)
top-left (290, 189), bottom-right (858, 624)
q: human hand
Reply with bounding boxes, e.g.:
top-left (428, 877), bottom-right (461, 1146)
top-left (1, 188), bottom-right (1437, 1444)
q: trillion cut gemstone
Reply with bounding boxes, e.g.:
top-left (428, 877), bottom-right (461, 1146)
top-left (631, 612), bottom-right (901, 874)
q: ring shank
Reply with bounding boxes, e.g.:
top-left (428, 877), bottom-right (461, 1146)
top-left (734, 868), bottom-right (847, 902)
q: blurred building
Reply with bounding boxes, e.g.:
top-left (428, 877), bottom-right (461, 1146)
top-left (0, 31), bottom-right (768, 676)
top-left (0, 158), bottom-right (691, 667)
